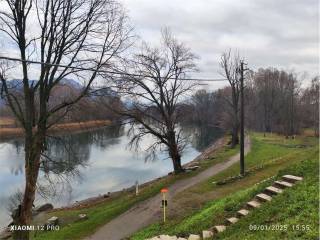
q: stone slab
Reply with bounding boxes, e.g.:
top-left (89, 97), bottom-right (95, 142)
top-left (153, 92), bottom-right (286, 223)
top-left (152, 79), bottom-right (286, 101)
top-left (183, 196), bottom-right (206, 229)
top-left (247, 200), bottom-right (261, 208)
top-left (265, 186), bottom-right (283, 194)
top-left (256, 193), bottom-right (272, 202)
top-left (237, 209), bottom-right (249, 217)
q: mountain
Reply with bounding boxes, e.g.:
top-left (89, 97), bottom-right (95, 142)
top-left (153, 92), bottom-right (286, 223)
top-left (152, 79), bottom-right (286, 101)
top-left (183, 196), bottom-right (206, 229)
top-left (0, 78), bottom-right (118, 108)
top-left (0, 78), bottom-right (83, 108)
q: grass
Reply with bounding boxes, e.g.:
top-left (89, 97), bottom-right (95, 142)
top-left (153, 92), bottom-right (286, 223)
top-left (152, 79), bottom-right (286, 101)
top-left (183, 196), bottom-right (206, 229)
top-left (131, 132), bottom-right (319, 239)
top-left (31, 173), bottom-right (185, 240)
top-left (131, 182), bottom-right (274, 239)
top-left (191, 132), bottom-right (317, 193)
top-left (30, 136), bottom-right (238, 240)
top-left (216, 154), bottom-right (319, 239)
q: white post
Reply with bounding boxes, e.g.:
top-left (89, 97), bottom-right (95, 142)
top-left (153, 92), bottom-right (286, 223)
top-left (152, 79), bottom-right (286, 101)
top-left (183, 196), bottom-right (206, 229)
top-left (135, 180), bottom-right (139, 196)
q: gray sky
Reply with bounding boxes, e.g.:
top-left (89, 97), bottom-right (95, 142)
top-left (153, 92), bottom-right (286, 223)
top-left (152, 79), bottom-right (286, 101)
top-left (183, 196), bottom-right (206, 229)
top-left (0, 0), bottom-right (318, 89)
top-left (120, 0), bottom-right (319, 88)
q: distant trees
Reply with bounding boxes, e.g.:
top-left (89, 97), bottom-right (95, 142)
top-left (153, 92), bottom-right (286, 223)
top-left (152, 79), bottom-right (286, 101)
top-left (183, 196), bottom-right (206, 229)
top-left (300, 77), bottom-right (319, 136)
top-left (115, 29), bottom-right (198, 174)
top-left (0, 0), bottom-right (130, 239)
top-left (190, 89), bottom-right (220, 126)
top-left (246, 68), bottom-right (302, 136)
top-left (219, 50), bottom-right (242, 147)
top-left (0, 82), bottom-right (123, 124)
top-left (186, 68), bottom-right (318, 139)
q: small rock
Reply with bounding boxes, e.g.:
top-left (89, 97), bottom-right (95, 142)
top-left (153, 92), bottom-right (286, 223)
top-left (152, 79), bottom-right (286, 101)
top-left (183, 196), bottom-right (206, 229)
top-left (159, 235), bottom-right (177, 240)
top-left (188, 234), bottom-right (201, 240)
top-left (78, 213), bottom-right (88, 221)
top-left (36, 203), bottom-right (54, 212)
top-left (46, 216), bottom-right (59, 226)
top-left (202, 230), bottom-right (213, 239)
top-left (185, 166), bottom-right (200, 171)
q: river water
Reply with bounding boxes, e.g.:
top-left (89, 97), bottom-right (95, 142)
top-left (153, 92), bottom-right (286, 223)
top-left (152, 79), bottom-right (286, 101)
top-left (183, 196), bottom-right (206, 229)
top-left (0, 124), bottom-right (222, 228)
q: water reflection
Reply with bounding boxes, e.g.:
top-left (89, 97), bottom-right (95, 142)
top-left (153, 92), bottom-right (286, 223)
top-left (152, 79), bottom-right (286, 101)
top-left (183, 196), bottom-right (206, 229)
top-left (182, 125), bottom-right (224, 151)
top-left (8, 125), bottom-right (125, 176)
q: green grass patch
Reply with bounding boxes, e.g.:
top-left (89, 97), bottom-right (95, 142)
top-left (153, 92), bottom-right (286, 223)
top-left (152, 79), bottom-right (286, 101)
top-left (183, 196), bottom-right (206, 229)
top-left (216, 154), bottom-right (319, 240)
top-left (193, 132), bottom-right (316, 193)
top-left (31, 171), bottom-right (198, 240)
top-left (131, 181), bottom-right (273, 239)
top-left (131, 133), bottom-right (319, 239)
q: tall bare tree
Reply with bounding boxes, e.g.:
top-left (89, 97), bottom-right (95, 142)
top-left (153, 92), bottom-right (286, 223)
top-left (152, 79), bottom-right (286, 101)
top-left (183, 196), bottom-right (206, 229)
top-left (0, 0), bottom-right (131, 239)
top-left (245, 68), bottom-right (302, 136)
top-left (300, 76), bottom-right (319, 136)
top-left (219, 50), bottom-right (241, 147)
top-left (115, 29), bottom-right (197, 174)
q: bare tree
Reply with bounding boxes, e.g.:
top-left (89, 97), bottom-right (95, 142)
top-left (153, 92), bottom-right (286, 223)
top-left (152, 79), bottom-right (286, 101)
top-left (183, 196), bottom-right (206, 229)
top-left (219, 50), bottom-right (241, 147)
top-left (191, 89), bottom-right (215, 126)
top-left (0, 0), bottom-right (131, 239)
top-left (300, 76), bottom-right (319, 136)
top-left (115, 29), bottom-right (197, 174)
top-left (245, 68), bottom-right (306, 136)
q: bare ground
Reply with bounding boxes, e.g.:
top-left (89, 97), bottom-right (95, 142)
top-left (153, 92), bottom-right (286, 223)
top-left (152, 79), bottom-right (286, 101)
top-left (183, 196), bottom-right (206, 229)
top-left (0, 119), bottom-right (111, 140)
top-left (85, 137), bottom-right (251, 240)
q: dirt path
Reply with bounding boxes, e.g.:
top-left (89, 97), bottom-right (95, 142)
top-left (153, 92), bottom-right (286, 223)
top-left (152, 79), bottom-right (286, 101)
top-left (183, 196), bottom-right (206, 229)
top-left (85, 137), bottom-right (251, 240)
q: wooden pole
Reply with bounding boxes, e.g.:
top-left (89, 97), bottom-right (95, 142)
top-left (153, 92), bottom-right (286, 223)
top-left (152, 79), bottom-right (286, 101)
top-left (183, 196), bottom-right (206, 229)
top-left (240, 61), bottom-right (245, 176)
top-left (163, 192), bottom-right (166, 223)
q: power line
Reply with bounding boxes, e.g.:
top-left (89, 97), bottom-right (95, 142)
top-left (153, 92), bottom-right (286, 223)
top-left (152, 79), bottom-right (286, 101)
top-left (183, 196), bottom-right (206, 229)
top-left (0, 56), bottom-right (228, 82)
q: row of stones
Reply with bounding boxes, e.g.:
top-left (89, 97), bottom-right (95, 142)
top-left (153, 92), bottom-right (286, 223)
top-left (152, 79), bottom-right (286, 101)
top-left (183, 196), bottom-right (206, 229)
top-left (146, 175), bottom-right (303, 240)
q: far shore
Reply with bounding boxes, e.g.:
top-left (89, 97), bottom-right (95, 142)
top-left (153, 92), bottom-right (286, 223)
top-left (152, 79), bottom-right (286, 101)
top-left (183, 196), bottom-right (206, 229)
top-left (0, 119), bottom-right (112, 141)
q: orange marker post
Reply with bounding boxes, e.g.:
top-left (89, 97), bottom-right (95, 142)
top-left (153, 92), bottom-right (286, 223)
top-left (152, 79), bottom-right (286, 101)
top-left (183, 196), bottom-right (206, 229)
top-left (161, 188), bottom-right (168, 223)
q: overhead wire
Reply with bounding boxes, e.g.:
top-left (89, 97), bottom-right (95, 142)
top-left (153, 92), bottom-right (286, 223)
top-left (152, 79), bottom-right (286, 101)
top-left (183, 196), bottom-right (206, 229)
top-left (0, 56), bottom-right (229, 82)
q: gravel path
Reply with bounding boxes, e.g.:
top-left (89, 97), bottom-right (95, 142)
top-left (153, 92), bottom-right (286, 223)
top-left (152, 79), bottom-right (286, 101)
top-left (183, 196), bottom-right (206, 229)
top-left (85, 137), bottom-right (251, 240)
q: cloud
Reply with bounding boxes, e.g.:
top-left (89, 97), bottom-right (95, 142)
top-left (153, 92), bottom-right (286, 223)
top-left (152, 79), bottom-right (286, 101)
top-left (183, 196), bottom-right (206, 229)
top-left (0, 0), bottom-right (318, 89)
top-left (120, 0), bottom-right (319, 89)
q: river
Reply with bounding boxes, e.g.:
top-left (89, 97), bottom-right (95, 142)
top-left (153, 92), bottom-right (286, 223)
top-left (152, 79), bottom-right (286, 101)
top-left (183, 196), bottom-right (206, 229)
top-left (0, 124), bottom-right (222, 229)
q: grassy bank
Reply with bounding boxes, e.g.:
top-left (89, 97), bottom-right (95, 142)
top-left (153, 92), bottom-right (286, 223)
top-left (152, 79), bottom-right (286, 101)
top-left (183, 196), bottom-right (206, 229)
top-left (131, 132), bottom-right (319, 239)
top-left (216, 154), bottom-right (319, 239)
top-left (30, 137), bottom-right (236, 240)
top-left (0, 119), bottom-right (112, 139)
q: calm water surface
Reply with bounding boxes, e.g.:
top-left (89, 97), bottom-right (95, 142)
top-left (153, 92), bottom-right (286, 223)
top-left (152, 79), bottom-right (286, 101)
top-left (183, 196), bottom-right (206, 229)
top-left (0, 124), bottom-right (222, 228)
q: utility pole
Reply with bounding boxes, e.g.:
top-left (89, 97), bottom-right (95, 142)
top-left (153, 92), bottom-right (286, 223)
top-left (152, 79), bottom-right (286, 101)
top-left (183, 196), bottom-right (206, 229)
top-left (240, 61), bottom-right (245, 176)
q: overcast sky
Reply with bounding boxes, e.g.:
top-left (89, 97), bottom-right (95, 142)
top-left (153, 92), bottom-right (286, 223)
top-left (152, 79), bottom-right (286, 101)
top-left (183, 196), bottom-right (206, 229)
top-left (0, 0), bottom-right (318, 89)
top-left (120, 0), bottom-right (319, 88)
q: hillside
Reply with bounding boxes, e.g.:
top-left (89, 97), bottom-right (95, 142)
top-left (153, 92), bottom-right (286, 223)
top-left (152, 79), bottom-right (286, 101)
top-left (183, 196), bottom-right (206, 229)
top-left (131, 133), bottom-right (319, 239)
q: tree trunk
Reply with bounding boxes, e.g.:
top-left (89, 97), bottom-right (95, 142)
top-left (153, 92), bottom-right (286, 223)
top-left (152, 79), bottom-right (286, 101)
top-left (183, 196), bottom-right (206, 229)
top-left (171, 150), bottom-right (184, 174)
top-left (167, 130), bottom-right (184, 174)
top-left (12, 133), bottom-right (43, 240)
top-left (230, 124), bottom-right (239, 148)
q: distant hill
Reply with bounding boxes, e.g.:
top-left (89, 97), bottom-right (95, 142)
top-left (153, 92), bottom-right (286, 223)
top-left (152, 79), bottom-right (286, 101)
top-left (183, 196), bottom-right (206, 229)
top-left (0, 78), bottom-right (111, 108)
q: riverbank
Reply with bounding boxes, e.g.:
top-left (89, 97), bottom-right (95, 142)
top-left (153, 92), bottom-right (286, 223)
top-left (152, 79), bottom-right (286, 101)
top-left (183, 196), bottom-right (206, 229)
top-left (27, 135), bottom-right (237, 240)
top-left (0, 119), bottom-right (112, 140)
top-left (131, 132), bottom-right (318, 239)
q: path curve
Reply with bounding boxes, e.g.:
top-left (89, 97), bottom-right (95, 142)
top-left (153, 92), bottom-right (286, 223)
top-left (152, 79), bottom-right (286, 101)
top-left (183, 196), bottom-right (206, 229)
top-left (85, 137), bottom-right (251, 240)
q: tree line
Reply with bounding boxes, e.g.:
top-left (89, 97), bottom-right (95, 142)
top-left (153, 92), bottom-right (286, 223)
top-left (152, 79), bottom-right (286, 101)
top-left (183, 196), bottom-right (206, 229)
top-left (187, 68), bottom-right (319, 140)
